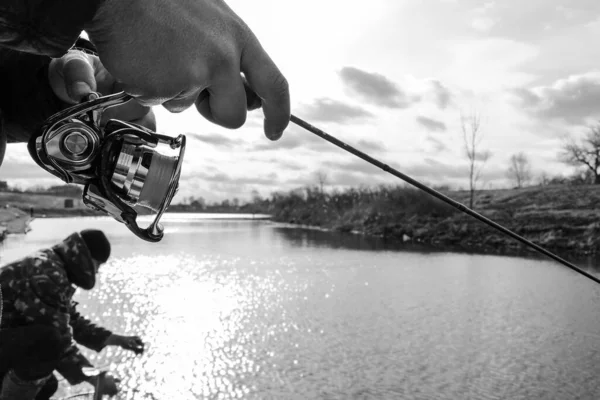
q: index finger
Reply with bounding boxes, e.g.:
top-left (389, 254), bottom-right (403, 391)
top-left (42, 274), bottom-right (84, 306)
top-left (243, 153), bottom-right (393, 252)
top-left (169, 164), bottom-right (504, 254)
top-left (241, 36), bottom-right (290, 140)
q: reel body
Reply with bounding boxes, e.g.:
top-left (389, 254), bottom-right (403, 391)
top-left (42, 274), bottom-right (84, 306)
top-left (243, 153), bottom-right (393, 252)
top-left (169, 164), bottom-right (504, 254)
top-left (28, 92), bottom-right (186, 242)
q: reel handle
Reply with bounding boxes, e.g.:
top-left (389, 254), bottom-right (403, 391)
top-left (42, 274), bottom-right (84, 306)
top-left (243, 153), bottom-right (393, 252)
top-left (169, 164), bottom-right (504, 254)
top-left (123, 213), bottom-right (164, 242)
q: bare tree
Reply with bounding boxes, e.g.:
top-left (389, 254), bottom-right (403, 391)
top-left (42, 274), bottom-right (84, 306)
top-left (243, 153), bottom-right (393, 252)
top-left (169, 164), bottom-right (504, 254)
top-left (461, 110), bottom-right (491, 208)
top-left (506, 152), bottom-right (532, 188)
top-left (560, 123), bottom-right (600, 184)
top-left (315, 170), bottom-right (328, 194)
top-left (537, 172), bottom-right (550, 186)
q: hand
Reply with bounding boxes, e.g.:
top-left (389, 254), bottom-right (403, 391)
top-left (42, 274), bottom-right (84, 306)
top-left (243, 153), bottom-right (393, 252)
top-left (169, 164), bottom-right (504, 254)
top-left (105, 334), bottom-right (145, 355)
top-left (48, 49), bottom-right (156, 131)
top-left (95, 372), bottom-right (120, 397)
top-left (85, 0), bottom-right (290, 140)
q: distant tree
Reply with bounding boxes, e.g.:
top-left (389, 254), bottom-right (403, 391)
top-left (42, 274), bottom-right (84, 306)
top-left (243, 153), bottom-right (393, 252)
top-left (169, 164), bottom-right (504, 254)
top-left (560, 123), bottom-right (600, 184)
top-left (251, 189), bottom-right (262, 204)
top-left (461, 110), bottom-right (491, 208)
top-left (315, 170), bottom-right (328, 194)
top-left (191, 197), bottom-right (205, 210)
top-left (537, 172), bottom-right (550, 186)
top-left (506, 152), bottom-right (532, 188)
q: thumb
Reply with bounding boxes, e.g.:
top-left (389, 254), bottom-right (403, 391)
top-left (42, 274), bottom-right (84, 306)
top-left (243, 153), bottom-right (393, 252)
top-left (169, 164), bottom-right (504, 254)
top-left (49, 51), bottom-right (98, 104)
top-left (62, 52), bottom-right (97, 103)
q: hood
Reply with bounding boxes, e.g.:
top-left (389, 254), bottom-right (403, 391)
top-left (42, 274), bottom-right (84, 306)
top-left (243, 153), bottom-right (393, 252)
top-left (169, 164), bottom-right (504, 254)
top-left (52, 232), bottom-right (96, 290)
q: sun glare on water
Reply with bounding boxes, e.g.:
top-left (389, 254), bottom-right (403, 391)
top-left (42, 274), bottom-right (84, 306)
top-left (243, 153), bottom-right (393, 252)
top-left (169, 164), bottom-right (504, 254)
top-left (62, 253), bottom-right (259, 399)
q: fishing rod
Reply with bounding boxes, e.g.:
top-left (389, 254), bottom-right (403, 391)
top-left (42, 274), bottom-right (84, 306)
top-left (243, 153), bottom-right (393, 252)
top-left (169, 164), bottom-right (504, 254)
top-left (289, 114), bottom-right (600, 286)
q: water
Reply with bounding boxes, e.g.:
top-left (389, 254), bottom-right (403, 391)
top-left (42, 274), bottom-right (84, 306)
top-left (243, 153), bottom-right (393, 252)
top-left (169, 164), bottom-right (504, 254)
top-left (1, 215), bottom-right (600, 400)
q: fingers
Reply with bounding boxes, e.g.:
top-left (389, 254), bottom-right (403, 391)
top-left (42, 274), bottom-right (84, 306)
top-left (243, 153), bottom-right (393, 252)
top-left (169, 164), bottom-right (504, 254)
top-left (241, 37), bottom-right (290, 140)
top-left (163, 89), bottom-right (202, 113)
top-left (101, 95), bottom-right (154, 128)
top-left (49, 50), bottom-right (97, 104)
top-left (101, 81), bottom-right (155, 128)
top-left (130, 111), bottom-right (157, 132)
top-left (0, 129), bottom-right (5, 167)
top-left (242, 76), bottom-right (263, 111)
top-left (195, 72), bottom-right (248, 129)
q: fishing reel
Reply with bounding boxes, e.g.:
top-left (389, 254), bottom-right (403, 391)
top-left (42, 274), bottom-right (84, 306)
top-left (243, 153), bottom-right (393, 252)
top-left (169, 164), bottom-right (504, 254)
top-left (28, 92), bottom-right (186, 242)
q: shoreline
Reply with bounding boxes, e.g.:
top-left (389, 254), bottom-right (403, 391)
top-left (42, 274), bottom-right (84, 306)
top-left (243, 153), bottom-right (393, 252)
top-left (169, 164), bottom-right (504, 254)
top-left (269, 220), bottom-right (596, 264)
top-left (0, 206), bottom-right (32, 241)
top-left (266, 185), bottom-right (600, 260)
top-left (3, 184), bottom-right (600, 263)
top-left (2, 206), bottom-right (596, 264)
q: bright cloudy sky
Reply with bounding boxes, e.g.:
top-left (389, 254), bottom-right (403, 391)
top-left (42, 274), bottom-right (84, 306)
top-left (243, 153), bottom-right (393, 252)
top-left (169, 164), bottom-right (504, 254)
top-left (3, 0), bottom-right (600, 203)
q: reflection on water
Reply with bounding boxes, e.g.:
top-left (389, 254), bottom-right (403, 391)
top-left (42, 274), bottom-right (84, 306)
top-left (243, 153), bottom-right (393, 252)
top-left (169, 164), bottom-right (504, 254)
top-left (2, 216), bottom-right (600, 399)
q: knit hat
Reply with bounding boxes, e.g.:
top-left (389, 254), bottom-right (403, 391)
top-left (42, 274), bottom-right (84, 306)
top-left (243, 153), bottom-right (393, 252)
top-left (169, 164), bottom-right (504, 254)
top-left (80, 229), bottom-right (111, 263)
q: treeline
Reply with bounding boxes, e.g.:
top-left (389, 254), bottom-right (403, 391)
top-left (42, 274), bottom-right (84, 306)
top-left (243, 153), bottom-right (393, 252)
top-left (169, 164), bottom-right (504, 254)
top-left (257, 181), bottom-right (600, 255)
top-left (0, 182), bottom-right (83, 197)
top-left (265, 184), bottom-right (455, 230)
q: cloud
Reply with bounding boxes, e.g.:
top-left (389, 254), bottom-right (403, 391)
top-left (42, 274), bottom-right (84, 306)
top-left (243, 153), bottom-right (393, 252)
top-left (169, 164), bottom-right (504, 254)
top-left (296, 98), bottom-right (373, 123)
top-left (355, 139), bottom-right (386, 153)
top-left (187, 132), bottom-right (238, 147)
top-left (406, 157), bottom-right (504, 181)
top-left (322, 156), bottom-right (505, 183)
top-left (248, 124), bottom-right (337, 153)
top-left (470, 2), bottom-right (496, 33)
top-left (330, 171), bottom-right (389, 187)
top-left (471, 17), bottom-right (495, 32)
top-left (513, 71), bottom-right (600, 125)
top-left (416, 116), bottom-right (447, 132)
top-left (338, 67), bottom-right (419, 108)
top-left (323, 158), bottom-right (383, 177)
top-left (246, 157), bottom-right (306, 171)
top-left (181, 171), bottom-right (279, 186)
top-left (429, 80), bottom-right (452, 109)
top-left (426, 136), bottom-right (448, 153)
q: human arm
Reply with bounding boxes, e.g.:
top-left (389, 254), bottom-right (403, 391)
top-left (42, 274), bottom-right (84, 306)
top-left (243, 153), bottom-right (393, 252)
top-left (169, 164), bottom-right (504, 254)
top-left (14, 271), bottom-right (97, 384)
top-left (103, 334), bottom-right (145, 355)
top-left (0, 47), bottom-right (64, 144)
top-left (0, 1), bottom-right (103, 58)
top-left (85, 0), bottom-right (290, 139)
top-left (0, 0), bottom-right (290, 158)
top-left (0, 1), bottom-right (107, 146)
top-left (69, 305), bottom-right (112, 352)
top-left (0, 41), bottom-right (155, 167)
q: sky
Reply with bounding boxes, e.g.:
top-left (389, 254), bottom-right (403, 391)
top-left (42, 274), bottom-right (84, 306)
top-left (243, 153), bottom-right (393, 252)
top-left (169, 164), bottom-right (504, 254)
top-left (3, 0), bottom-right (600, 203)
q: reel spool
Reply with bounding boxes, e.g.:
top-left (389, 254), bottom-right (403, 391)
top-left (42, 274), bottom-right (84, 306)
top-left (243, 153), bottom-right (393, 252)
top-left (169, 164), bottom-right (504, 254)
top-left (29, 92), bottom-right (186, 242)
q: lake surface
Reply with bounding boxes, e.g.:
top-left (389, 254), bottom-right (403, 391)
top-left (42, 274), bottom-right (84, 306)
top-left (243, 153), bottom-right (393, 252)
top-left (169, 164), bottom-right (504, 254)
top-left (1, 214), bottom-right (600, 400)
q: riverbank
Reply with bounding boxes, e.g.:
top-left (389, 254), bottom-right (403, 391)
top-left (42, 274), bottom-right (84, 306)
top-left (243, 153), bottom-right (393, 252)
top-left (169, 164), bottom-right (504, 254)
top-left (0, 206), bottom-right (32, 240)
top-left (4, 184), bottom-right (600, 258)
top-left (267, 184), bottom-right (600, 257)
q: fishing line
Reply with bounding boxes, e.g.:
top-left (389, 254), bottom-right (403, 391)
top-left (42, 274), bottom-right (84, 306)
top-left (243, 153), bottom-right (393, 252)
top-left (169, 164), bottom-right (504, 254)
top-left (289, 114), bottom-right (600, 286)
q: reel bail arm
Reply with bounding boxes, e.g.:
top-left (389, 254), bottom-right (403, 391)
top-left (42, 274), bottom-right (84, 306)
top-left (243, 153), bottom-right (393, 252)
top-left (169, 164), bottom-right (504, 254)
top-left (30, 92), bottom-right (186, 242)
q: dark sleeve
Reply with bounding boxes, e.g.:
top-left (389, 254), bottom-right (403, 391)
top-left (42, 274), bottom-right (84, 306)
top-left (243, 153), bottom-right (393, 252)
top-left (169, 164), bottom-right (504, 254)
top-left (0, 37), bottom-right (100, 144)
top-left (0, 0), bottom-right (105, 58)
top-left (0, 47), bottom-right (64, 143)
top-left (55, 346), bottom-right (95, 385)
top-left (69, 304), bottom-right (112, 352)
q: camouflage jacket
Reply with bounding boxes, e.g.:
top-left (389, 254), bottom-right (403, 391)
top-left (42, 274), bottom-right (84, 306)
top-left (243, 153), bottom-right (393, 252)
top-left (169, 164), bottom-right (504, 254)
top-left (0, 0), bottom-right (104, 161)
top-left (0, 232), bottom-right (113, 385)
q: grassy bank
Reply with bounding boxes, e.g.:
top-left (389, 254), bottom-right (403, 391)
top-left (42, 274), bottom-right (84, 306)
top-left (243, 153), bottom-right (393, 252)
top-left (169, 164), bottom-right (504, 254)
top-left (0, 206), bottom-right (32, 240)
top-left (4, 184), bottom-right (600, 257)
top-left (0, 190), bottom-right (101, 241)
top-left (266, 184), bottom-right (600, 257)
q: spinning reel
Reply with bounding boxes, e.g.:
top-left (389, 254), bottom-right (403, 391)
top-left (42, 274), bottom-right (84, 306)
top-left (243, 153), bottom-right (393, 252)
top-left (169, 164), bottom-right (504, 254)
top-left (28, 92), bottom-right (186, 242)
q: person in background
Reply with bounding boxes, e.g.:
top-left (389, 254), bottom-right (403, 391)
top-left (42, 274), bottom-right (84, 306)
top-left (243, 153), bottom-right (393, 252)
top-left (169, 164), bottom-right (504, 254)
top-left (0, 229), bottom-right (144, 400)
